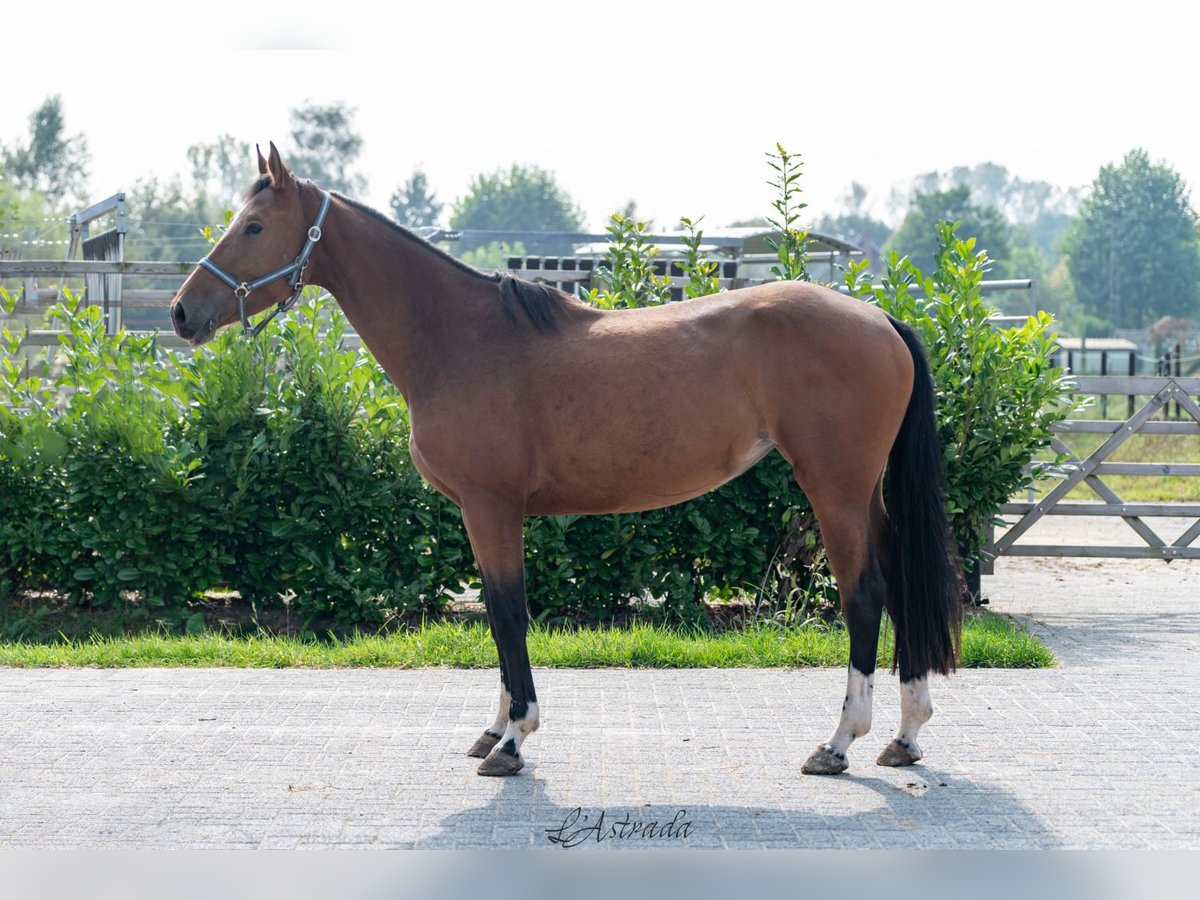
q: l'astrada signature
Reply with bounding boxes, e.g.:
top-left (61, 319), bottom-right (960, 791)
top-left (545, 807), bottom-right (693, 847)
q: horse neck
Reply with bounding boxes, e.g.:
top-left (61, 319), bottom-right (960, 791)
top-left (303, 188), bottom-right (498, 400)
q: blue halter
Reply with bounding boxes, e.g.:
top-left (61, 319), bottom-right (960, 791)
top-left (197, 190), bottom-right (332, 338)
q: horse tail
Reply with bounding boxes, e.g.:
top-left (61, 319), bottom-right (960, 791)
top-left (884, 316), bottom-right (963, 677)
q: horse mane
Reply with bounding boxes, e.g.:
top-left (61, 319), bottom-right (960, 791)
top-left (493, 275), bottom-right (580, 333)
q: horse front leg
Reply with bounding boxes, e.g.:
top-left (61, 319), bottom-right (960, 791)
top-left (461, 498), bottom-right (539, 776)
top-left (466, 678), bottom-right (511, 759)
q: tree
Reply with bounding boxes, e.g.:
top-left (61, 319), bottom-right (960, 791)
top-left (0, 180), bottom-right (65, 258)
top-left (449, 164), bottom-right (585, 255)
top-left (124, 176), bottom-right (217, 264)
top-left (187, 134), bottom-right (253, 209)
top-left (884, 185), bottom-right (1014, 276)
top-left (1, 95), bottom-right (90, 205)
top-left (389, 169), bottom-right (443, 229)
top-left (892, 163), bottom-right (1084, 319)
top-left (814, 181), bottom-right (892, 250)
top-left (1063, 149), bottom-right (1200, 329)
top-left (285, 101), bottom-right (367, 195)
top-left (898, 163), bottom-right (1077, 258)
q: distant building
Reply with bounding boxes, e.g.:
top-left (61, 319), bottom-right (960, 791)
top-left (1050, 337), bottom-right (1137, 375)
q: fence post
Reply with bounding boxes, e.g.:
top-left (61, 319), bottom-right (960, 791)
top-left (1174, 343), bottom-right (1183, 419)
top-left (1128, 352), bottom-right (1135, 419)
top-left (22, 278), bottom-right (36, 381)
top-left (1100, 349), bottom-right (1108, 418)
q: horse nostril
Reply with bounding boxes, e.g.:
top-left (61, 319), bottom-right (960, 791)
top-left (171, 302), bottom-right (188, 332)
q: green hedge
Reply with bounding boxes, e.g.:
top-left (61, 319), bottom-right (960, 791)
top-left (0, 220), bottom-right (1072, 629)
top-left (0, 299), bottom-right (470, 627)
top-left (0, 291), bottom-right (810, 627)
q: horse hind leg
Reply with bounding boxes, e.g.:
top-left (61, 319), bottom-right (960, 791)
top-left (875, 543), bottom-right (936, 768)
top-left (876, 678), bottom-right (933, 767)
top-left (800, 492), bottom-right (888, 776)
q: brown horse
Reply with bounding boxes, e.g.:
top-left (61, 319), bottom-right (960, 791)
top-left (171, 144), bottom-right (961, 777)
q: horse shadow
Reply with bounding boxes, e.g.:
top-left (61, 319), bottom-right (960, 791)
top-left (395, 770), bottom-right (1131, 900)
top-left (407, 764), bottom-right (1058, 851)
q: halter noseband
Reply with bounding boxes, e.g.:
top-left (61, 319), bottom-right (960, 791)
top-left (197, 190), bottom-right (332, 338)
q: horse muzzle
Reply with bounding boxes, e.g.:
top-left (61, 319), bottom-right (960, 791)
top-left (170, 297), bottom-right (217, 346)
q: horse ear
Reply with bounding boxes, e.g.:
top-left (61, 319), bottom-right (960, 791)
top-left (266, 141), bottom-right (293, 189)
top-left (256, 144), bottom-right (269, 176)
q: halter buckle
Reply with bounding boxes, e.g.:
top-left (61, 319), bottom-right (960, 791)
top-left (308, 225), bottom-right (323, 242)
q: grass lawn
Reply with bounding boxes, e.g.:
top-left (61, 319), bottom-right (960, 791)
top-left (0, 612), bottom-right (1053, 669)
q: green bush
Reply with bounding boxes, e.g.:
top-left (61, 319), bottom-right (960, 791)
top-left (532, 212), bottom-right (814, 623)
top-left (844, 222), bottom-right (1074, 578)
top-left (0, 151), bottom-right (1073, 629)
top-left (0, 292), bottom-right (466, 628)
top-left (196, 309), bottom-right (468, 627)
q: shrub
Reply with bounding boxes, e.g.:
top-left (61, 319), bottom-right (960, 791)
top-left (844, 222), bottom-right (1074, 586)
top-left (0, 149), bottom-right (1074, 629)
top-left (580, 214), bottom-right (671, 309)
top-left (533, 211), bottom-right (815, 623)
top-left (193, 307), bottom-right (468, 627)
top-left (0, 292), bottom-right (466, 628)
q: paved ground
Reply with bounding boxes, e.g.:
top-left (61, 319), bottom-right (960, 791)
top-left (0, 517), bottom-right (1197, 849)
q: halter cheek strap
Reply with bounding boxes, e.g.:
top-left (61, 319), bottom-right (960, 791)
top-left (197, 190), bottom-right (332, 338)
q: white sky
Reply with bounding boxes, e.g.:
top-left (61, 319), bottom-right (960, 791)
top-left (3, 0), bottom-right (1198, 233)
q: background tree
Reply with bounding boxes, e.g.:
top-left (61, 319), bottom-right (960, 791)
top-left (187, 134), bottom-right (253, 210)
top-left (285, 101), bottom-right (367, 195)
top-left (389, 169), bottom-right (442, 229)
top-left (613, 199), bottom-right (652, 230)
top-left (886, 163), bottom-right (1083, 318)
top-left (1, 95), bottom-right (90, 205)
top-left (813, 181), bottom-right (892, 251)
top-left (449, 163), bottom-right (585, 255)
top-left (901, 162), bottom-right (1077, 255)
top-left (1063, 148), bottom-right (1200, 329)
top-left (0, 181), bottom-right (67, 264)
top-left (123, 177), bottom-right (216, 263)
top-left (885, 185), bottom-right (1014, 277)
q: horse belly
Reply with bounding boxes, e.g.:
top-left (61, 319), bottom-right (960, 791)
top-left (526, 417), bottom-right (776, 516)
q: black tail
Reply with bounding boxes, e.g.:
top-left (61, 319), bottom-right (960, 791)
top-left (885, 317), bottom-right (963, 678)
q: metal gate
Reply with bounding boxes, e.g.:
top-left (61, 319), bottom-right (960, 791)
top-left (990, 374), bottom-right (1200, 562)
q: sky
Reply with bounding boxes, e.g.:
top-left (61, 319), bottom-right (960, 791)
top-left (3, 0), bottom-right (1198, 233)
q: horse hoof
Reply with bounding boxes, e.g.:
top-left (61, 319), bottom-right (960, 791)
top-left (478, 748), bottom-right (525, 777)
top-left (467, 731), bottom-right (501, 758)
top-left (876, 738), bottom-right (922, 767)
top-left (801, 744), bottom-right (848, 776)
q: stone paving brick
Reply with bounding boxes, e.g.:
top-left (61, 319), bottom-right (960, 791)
top-left (0, 547), bottom-right (1197, 849)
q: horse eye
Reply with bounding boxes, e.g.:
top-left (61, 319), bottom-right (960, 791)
top-left (244, 223), bottom-right (263, 235)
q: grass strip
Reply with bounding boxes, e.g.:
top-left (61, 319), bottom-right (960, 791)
top-left (0, 613), bottom-right (1054, 669)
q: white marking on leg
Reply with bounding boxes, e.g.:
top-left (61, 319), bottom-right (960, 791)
top-left (486, 682), bottom-right (511, 738)
top-left (492, 700), bottom-right (539, 761)
top-left (893, 677), bottom-right (933, 757)
top-left (822, 666), bottom-right (874, 758)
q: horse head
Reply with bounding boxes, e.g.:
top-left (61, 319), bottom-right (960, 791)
top-left (170, 142), bottom-right (319, 345)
